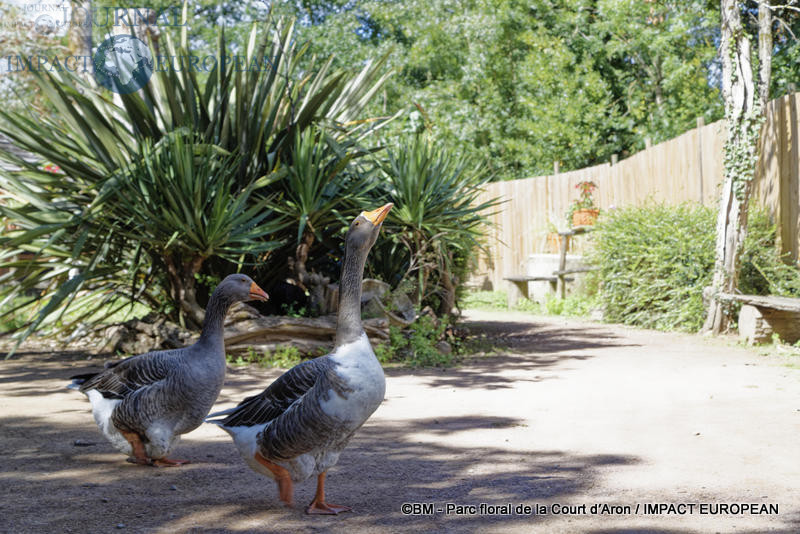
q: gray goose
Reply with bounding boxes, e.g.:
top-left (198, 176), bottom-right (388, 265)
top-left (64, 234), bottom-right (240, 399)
top-left (206, 203), bottom-right (392, 514)
top-left (69, 274), bottom-right (268, 466)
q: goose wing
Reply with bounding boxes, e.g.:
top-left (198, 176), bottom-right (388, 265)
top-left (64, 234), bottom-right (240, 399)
top-left (208, 356), bottom-right (334, 427)
top-left (73, 349), bottom-right (182, 400)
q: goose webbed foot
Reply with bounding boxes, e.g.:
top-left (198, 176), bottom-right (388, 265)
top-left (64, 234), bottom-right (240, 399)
top-left (306, 501), bottom-right (352, 515)
top-left (151, 458), bottom-right (191, 467)
top-left (125, 456), bottom-right (152, 466)
top-left (305, 472), bottom-right (352, 515)
top-left (119, 429), bottom-right (190, 467)
top-left (254, 452), bottom-right (294, 507)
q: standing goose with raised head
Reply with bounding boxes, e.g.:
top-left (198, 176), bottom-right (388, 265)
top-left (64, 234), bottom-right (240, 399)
top-left (206, 203), bottom-right (392, 515)
top-left (69, 274), bottom-right (269, 466)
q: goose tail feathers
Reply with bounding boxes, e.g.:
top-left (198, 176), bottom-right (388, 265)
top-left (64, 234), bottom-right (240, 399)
top-left (205, 406), bottom-right (238, 425)
top-left (67, 372), bottom-right (99, 391)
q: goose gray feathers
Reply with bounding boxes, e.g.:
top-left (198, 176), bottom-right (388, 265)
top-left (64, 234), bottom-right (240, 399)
top-left (206, 203), bottom-right (393, 514)
top-left (69, 274), bottom-right (268, 466)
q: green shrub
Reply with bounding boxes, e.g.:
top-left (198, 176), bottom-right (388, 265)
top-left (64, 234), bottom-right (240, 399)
top-left (590, 203), bottom-right (800, 332)
top-left (226, 345), bottom-right (306, 369)
top-left (375, 314), bottom-right (456, 367)
top-left (589, 203), bottom-right (716, 331)
top-left (740, 212), bottom-right (800, 297)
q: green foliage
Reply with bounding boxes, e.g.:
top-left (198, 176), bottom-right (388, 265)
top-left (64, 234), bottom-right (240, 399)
top-left (460, 290), bottom-right (508, 311)
top-left (375, 315), bottom-right (456, 367)
top-left (0, 16), bottom-right (393, 347)
top-left (282, 303), bottom-right (310, 318)
top-left (226, 354), bottom-right (249, 367)
top-left (593, 0), bottom-right (722, 145)
top-left (461, 290), bottom-right (597, 317)
top-left (371, 133), bottom-right (502, 313)
top-left (740, 211), bottom-right (800, 297)
top-left (0, 297), bottom-right (27, 334)
top-left (227, 345), bottom-right (305, 369)
top-left (287, 0), bottom-right (722, 179)
top-left (112, 135), bottom-right (280, 260)
top-left (540, 295), bottom-right (598, 317)
top-left (589, 203), bottom-right (716, 331)
top-left (590, 204), bottom-right (800, 332)
top-left (274, 125), bottom-right (377, 246)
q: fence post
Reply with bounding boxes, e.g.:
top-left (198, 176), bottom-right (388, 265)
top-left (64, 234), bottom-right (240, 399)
top-left (553, 160), bottom-right (560, 175)
top-left (645, 137), bottom-right (652, 149)
top-left (610, 154), bottom-right (618, 166)
top-left (697, 116), bottom-right (705, 205)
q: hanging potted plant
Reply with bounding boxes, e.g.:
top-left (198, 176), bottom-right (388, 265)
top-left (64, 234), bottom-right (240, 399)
top-left (566, 180), bottom-right (599, 227)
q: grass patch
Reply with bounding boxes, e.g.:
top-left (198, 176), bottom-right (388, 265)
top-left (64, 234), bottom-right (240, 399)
top-left (226, 345), bottom-right (309, 369)
top-left (462, 290), bottom-right (597, 318)
top-left (461, 290), bottom-right (508, 311)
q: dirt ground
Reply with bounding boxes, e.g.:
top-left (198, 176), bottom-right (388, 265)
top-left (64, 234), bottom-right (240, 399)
top-left (1, 309), bottom-right (799, 534)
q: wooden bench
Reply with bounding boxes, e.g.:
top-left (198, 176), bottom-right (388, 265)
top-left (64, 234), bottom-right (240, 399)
top-left (504, 226), bottom-right (596, 307)
top-left (504, 275), bottom-right (560, 307)
top-left (717, 293), bottom-right (800, 344)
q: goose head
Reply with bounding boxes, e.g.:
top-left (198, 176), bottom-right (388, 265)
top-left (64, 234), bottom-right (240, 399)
top-left (215, 274), bottom-right (269, 303)
top-left (346, 203), bottom-right (393, 253)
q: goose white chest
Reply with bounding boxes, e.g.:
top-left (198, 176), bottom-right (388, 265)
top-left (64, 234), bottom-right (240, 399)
top-left (323, 333), bottom-right (386, 427)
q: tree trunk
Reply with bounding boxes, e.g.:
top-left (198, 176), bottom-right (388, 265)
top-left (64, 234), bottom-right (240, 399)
top-left (437, 251), bottom-right (457, 317)
top-left (288, 232), bottom-right (333, 315)
top-left (164, 254), bottom-right (206, 329)
top-left (703, 0), bottom-right (772, 334)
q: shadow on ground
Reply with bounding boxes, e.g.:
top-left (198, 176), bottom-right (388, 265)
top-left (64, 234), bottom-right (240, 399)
top-left (0, 409), bottom-right (637, 534)
top-left (386, 315), bottom-right (640, 390)
top-left (1, 314), bottom-right (796, 533)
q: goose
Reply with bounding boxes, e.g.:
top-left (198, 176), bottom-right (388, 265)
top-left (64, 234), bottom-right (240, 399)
top-left (69, 274), bottom-right (269, 466)
top-left (206, 203), bottom-right (392, 515)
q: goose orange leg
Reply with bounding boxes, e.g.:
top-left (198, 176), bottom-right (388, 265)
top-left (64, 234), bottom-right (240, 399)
top-left (306, 472), bottom-right (352, 515)
top-left (119, 430), bottom-right (151, 465)
top-left (119, 429), bottom-right (189, 467)
top-left (255, 452), bottom-right (294, 507)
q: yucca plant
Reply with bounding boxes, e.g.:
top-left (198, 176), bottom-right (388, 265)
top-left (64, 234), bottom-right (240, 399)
top-left (373, 134), bottom-right (502, 315)
top-left (0, 15), bottom-right (394, 352)
top-left (258, 125), bottom-right (380, 313)
top-left (104, 133), bottom-right (285, 327)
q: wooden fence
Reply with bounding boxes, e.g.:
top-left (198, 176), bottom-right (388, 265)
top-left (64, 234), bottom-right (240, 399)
top-left (474, 92), bottom-right (800, 291)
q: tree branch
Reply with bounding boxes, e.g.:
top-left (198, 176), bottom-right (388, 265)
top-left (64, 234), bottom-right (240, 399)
top-left (755, 1), bottom-right (800, 14)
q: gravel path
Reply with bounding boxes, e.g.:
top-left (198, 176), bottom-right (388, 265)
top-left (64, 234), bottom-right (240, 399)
top-left (1, 310), bottom-right (798, 533)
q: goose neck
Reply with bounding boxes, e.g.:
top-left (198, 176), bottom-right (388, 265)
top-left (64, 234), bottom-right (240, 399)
top-left (335, 244), bottom-right (367, 347)
top-left (198, 290), bottom-right (234, 349)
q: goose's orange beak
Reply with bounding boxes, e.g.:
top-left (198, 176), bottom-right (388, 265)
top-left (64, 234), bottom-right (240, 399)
top-left (249, 282), bottom-right (269, 302)
top-left (362, 203), bottom-right (393, 226)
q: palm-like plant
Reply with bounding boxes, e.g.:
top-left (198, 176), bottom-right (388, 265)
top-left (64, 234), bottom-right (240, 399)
top-left (106, 133), bottom-right (285, 327)
top-left (0, 16), bottom-right (394, 350)
top-left (263, 125), bottom-right (379, 313)
top-left (374, 134), bottom-right (502, 315)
